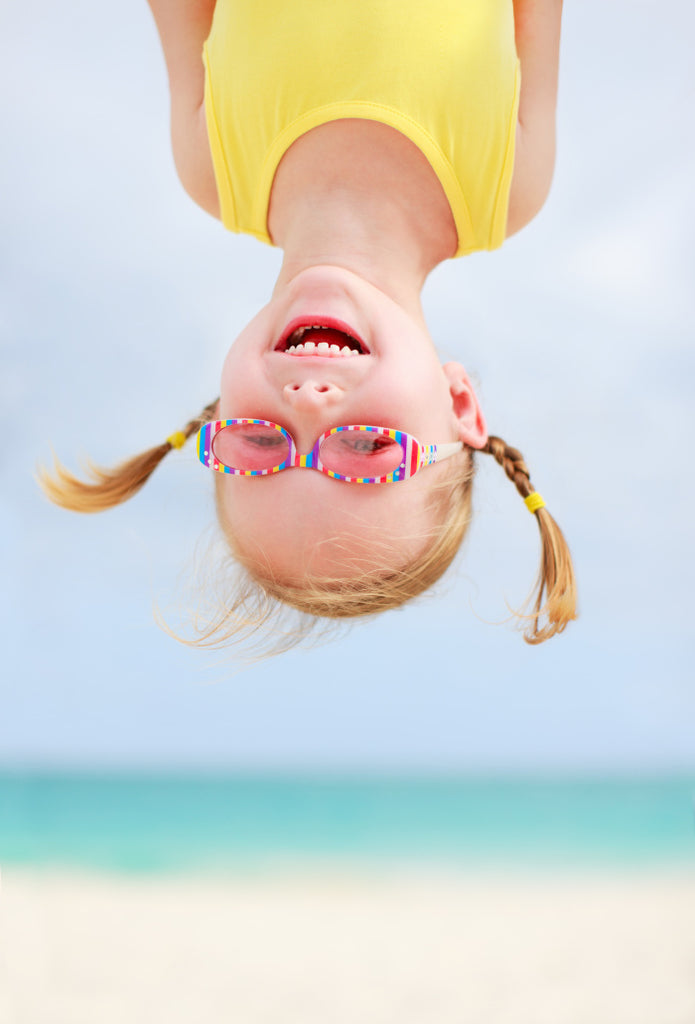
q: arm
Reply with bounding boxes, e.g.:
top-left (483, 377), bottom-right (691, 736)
top-left (506, 0), bottom-right (563, 236)
top-left (147, 0), bottom-right (220, 216)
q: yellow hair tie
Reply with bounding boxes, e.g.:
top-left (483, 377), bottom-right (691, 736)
top-left (524, 491), bottom-right (546, 514)
top-left (167, 431), bottom-right (187, 450)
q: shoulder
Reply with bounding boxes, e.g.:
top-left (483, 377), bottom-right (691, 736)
top-left (171, 102), bottom-right (220, 220)
top-left (506, 122), bottom-right (556, 237)
top-left (147, 0), bottom-right (220, 217)
top-left (506, 0), bottom-right (562, 237)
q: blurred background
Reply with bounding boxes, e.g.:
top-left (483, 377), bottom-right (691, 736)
top-left (1, 0), bottom-right (694, 873)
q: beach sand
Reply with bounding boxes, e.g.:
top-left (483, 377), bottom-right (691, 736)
top-left (1, 865), bottom-right (694, 1024)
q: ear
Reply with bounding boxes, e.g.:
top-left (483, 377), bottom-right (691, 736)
top-left (442, 362), bottom-right (488, 449)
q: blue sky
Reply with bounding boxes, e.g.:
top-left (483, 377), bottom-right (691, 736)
top-left (1, 1), bottom-right (693, 773)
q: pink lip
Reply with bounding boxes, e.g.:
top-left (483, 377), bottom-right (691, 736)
top-left (275, 316), bottom-right (369, 354)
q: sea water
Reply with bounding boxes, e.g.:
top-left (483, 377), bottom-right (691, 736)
top-left (0, 772), bottom-right (693, 873)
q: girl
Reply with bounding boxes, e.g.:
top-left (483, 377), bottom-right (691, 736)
top-left (40, 0), bottom-right (576, 654)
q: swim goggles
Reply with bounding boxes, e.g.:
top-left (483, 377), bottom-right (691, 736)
top-left (196, 419), bottom-right (463, 484)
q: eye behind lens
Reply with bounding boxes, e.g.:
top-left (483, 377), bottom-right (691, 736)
top-left (212, 422), bottom-right (290, 471)
top-left (320, 430), bottom-right (404, 477)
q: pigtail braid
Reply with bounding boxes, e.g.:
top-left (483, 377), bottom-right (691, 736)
top-left (37, 398), bottom-right (219, 513)
top-left (483, 435), bottom-right (577, 644)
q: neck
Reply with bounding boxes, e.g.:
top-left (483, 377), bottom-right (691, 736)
top-left (267, 121), bottom-right (457, 320)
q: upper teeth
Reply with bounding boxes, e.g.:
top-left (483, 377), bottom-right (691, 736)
top-left (287, 340), bottom-right (359, 356)
top-left (284, 324), bottom-right (362, 356)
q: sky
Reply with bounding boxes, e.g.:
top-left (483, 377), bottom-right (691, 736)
top-left (1, 0), bottom-right (693, 774)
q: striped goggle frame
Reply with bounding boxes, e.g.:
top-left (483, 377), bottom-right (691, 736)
top-left (196, 419), bottom-right (463, 484)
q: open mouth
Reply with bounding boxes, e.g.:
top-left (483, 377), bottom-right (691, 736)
top-left (275, 318), bottom-right (369, 357)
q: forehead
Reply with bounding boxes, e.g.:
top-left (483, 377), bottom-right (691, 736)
top-left (215, 467), bottom-right (446, 581)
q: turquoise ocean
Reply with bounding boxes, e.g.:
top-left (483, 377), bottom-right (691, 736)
top-left (1, 773), bottom-right (693, 874)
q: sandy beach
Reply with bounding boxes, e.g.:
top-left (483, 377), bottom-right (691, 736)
top-left (1, 865), bottom-right (694, 1024)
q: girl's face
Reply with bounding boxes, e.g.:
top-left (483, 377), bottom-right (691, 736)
top-left (217, 266), bottom-right (486, 580)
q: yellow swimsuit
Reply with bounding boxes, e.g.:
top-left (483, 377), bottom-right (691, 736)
top-left (203, 0), bottom-right (520, 257)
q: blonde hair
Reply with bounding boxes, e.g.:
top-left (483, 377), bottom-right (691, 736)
top-left (37, 400), bottom-right (577, 654)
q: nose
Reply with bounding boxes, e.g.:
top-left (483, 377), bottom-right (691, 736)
top-left (282, 379), bottom-right (343, 407)
top-left (282, 379), bottom-right (345, 453)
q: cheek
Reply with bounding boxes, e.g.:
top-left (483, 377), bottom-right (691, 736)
top-left (368, 363), bottom-right (453, 435)
top-left (219, 306), bottom-right (277, 412)
top-left (219, 353), bottom-right (268, 417)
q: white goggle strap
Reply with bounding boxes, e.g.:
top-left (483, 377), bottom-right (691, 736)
top-left (421, 441), bottom-right (464, 467)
